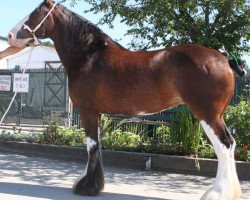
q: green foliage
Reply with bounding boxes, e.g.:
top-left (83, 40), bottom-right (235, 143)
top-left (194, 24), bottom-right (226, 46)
top-left (41, 40), bottom-right (54, 47)
top-left (101, 114), bottom-right (113, 135)
top-left (142, 127), bottom-right (181, 155)
top-left (100, 115), bottom-right (142, 150)
top-left (155, 125), bottom-right (171, 144)
top-left (225, 98), bottom-right (250, 146)
top-left (41, 120), bottom-right (59, 144)
top-left (40, 120), bottom-right (86, 146)
top-left (236, 145), bottom-right (250, 161)
top-left (199, 138), bottom-right (216, 159)
top-left (0, 131), bottom-right (41, 143)
top-left (224, 94), bottom-right (250, 161)
top-left (55, 126), bottom-right (86, 146)
top-left (77, 0), bottom-right (249, 54)
top-left (170, 106), bottom-right (204, 156)
top-left (1, 104), bottom-right (250, 161)
top-left (101, 129), bottom-right (141, 150)
top-left (242, 84), bottom-right (250, 101)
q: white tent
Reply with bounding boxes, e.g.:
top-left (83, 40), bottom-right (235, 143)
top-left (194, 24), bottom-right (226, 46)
top-left (7, 45), bottom-right (60, 69)
top-left (0, 39), bottom-right (10, 69)
top-left (0, 37), bottom-right (60, 70)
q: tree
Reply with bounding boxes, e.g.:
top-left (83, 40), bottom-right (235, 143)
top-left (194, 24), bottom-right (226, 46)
top-left (70, 0), bottom-right (249, 55)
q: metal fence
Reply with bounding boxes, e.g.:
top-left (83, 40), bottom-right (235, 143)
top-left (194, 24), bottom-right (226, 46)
top-left (0, 63), bottom-right (69, 127)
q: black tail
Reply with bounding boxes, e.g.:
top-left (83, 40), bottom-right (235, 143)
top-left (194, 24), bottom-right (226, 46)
top-left (228, 59), bottom-right (247, 77)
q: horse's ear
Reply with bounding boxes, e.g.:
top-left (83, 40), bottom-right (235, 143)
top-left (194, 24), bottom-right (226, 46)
top-left (44, 0), bottom-right (54, 7)
top-left (44, 0), bottom-right (55, 7)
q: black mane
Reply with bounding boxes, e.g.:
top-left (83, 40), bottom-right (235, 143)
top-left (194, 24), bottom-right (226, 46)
top-left (35, 2), bottom-right (127, 72)
top-left (59, 4), bottom-right (125, 50)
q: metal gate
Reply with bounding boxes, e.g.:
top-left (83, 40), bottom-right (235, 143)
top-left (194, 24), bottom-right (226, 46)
top-left (44, 62), bottom-right (67, 107)
top-left (43, 61), bottom-right (69, 124)
top-left (0, 62), bottom-right (69, 126)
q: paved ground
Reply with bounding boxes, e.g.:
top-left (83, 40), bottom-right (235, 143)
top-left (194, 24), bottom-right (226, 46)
top-left (0, 151), bottom-right (249, 200)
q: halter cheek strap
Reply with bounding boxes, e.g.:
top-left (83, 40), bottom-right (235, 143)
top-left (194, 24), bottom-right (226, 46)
top-left (23, 2), bottom-right (57, 45)
top-left (23, 24), bottom-right (40, 46)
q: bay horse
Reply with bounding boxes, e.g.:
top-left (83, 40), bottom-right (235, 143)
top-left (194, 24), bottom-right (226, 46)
top-left (7, 0), bottom-right (241, 199)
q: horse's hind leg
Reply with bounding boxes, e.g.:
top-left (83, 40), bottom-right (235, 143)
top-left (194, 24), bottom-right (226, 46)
top-left (73, 113), bottom-right (104, 195)
top-left (181, 60), bottom-right (241, 199)
top-left (188, 99), bottom-right (241, 200)
top-left (199, 118), bottom-right (241, 200)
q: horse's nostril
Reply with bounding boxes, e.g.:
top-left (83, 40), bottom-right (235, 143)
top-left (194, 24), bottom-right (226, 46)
top-left (8, 32), bottom-right (13, 40)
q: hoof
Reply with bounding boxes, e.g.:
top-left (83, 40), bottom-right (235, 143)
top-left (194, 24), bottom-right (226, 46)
top-left (201, 185), bottom-right (241, 200)
top-left (73, 173), bottom-right (104, 196)
top-left (201, 189), bottom-right (224, 200)
top-left (73, 158), bottom-right (104, 196)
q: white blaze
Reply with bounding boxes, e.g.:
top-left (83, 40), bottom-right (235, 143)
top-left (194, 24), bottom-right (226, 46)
top-left (8, 15), bottom-right (33, 47)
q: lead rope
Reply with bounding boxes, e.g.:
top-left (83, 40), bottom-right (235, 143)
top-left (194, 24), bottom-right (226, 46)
top-left (0, 47), bottom-right (34, 125)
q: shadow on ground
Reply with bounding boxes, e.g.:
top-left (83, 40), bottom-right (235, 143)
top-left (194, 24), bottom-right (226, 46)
top-left (0, 182), bottom-right (168, 200)
top-left (0, 152), bottom-right (249, 200)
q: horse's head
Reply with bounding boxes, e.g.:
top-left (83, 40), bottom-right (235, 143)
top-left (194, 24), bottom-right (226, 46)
top-left (8, 0), bottom-right (57, 47)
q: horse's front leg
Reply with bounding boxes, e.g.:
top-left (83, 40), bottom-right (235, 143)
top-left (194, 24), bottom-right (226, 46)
top-left (73, 113), bottom-right (104, 196)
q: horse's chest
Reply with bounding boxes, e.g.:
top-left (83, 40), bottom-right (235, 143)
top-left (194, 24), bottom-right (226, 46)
top-left (68, 76), bottom-right (94, 104)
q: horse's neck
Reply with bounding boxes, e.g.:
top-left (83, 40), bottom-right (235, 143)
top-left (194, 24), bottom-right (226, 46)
top-left (51, 12), bottom-right (106, 76)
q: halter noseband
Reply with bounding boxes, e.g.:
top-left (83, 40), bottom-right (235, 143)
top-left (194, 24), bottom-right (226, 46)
top-left (23, 2), bottom-right (57, 46)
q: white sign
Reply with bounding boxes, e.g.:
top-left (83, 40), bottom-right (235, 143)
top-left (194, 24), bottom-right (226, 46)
top-left (13, 74), bottom-right (29, 93)
top-left (0, 75), bottom-right (11, 91)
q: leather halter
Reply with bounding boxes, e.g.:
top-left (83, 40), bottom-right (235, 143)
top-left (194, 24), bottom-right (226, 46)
top-left (23, 2), bottom-right (57, 45)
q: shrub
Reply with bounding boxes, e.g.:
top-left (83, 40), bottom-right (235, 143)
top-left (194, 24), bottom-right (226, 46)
top-left (0, 130), bottom-right (41, 143)
top-left (55, 126), bottom-right (86, 146)
top-left (41, 120), bottom-right (59, 144)
top-left (101, 129), bottom-right (141, 150)
top-left (170, 105), bottom-right (204, 156)
top-left (236, 145), bottom-right (250, 161)
top-left (198, 138), bottom-right (216, 159)
top-left (40, 120), bottom-right (86, 146)
top-left (155, 125), bottom-right (171, 144)
top-left (1, 104), bottom-right (249, 162)
top-left (225, 98), bottom-right (250, 147)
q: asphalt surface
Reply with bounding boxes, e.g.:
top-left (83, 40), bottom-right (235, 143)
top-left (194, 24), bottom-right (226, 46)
top-left (0, 151), bottom-right (249, 200)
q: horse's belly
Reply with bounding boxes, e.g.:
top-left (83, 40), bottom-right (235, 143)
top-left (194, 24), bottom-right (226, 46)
top-left (102, 94), bottom-right (183, 116)
top-left (134, 97), bottom-right (183, 116)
